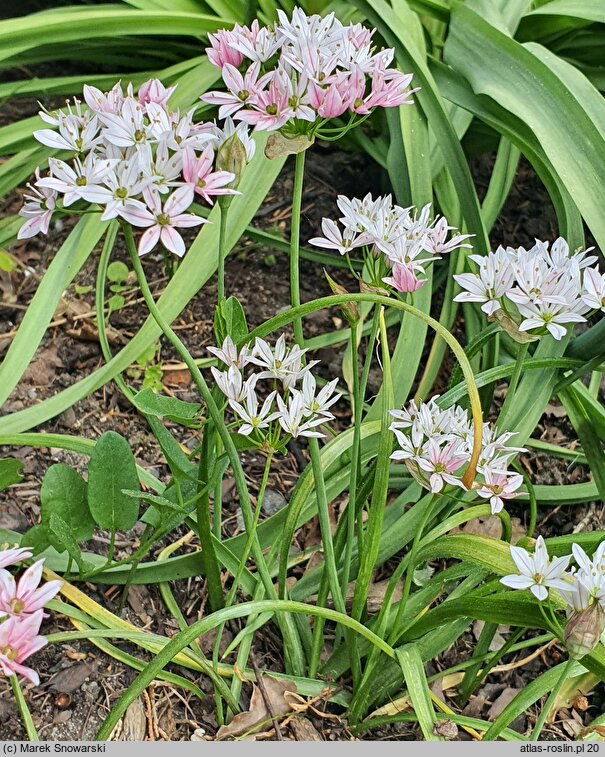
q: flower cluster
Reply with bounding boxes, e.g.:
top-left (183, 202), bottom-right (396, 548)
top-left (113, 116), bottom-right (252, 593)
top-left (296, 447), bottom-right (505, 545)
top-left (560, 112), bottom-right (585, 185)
top-left (501, 537), bottom-right (605, 658)
top-left (454, 238), bottom-right (603, 340)
top-left (203, 8), bottom-right (416, 133)
top-left (0, 547), bottom-right (62, 685)
top-left (389, 398), bottom-right (524, 510)
top-left (20, 79), bottom-right (255, 256)
top-left (210, 335), bottom-right (340, 447)
top-left (310, 194), bottom-right (472, 294)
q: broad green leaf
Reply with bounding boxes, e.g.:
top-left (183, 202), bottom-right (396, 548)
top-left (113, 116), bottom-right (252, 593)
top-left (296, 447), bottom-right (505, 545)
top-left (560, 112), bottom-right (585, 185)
top-left (519, 0), bottom-right (605, 41)
top-left (106, 260), bottom-right (129, 284)
top-left (213, 295), bottom-right (249, 346)
top-left (40, 464), bottom-right (95, 548)
top-left (132, 388), bottom-right (202, 428)
top-left (20, 524), bottom-right (51, 556)
top-left (87, 431), bottom-right (140, 531)
top-left (0, 458), bottom-right (24, 491)
top-left (48, 512), bottom-right (92, 573)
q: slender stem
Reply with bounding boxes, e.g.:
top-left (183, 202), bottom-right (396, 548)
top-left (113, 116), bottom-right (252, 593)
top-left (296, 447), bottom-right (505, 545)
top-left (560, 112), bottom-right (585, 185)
top-left (531, 658), bottom-right (574, 741)
top-left (290, 150), bottom-right (306, 348)
top-left (225, 452), bottom-right (273, 609)
top-left (310, 436), bottom-right (345, 614)
top-left (117, 523), bottom-right (153, 614)
top-left (95, 222), bottom-right (132, 401)
top-left (343, 321), bottom-right (362, 593)
top-left (217, 204), bottom-right (229, 303)
top-left (197, 424), bottom-right (225, 611)
top-left (215, 453), bottom-right (273, 714)
top-left (305, 436), bottom-right (347, 679)
top-left (11, 675), bottom-right (38, 741)
top-left (498, 342), bottom-right (529, 428)
top-left (106, 530), bottom-right (117, 566)
top-left (122, 224), bottom-right (305, 674)
top-left (388, 495), bottom-right (438, 645)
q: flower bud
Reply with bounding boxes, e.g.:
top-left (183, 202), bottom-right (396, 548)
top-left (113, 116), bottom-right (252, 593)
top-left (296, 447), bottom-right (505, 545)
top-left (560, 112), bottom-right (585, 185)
top-left (216, 133), bottom-right (247, 208)
top-left (324, 271), bottom-right (359, 325)
top-left (564, 603), bottom-right (605, 659)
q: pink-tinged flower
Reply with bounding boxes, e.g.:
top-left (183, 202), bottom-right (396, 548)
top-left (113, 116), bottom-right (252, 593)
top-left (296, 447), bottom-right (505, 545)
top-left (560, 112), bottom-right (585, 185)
top-left (37, 154), bottom-right (117, 207)
top-left (18, 170), bottom-right (57, 240)
top-left (416, 440), bottom-right (468, 493)
top-left (138, 78), bottom-right (176, 109)
top-left (206, 28), bottom-right (245, 69)
top-left (426, 217), bottom-right (473, 256)
top-left (309, 218), bottom-right (369, 255)
top-left (202, 62), bottom-right (262, 120)
top-left (0, 610), bottom-right (47, 685)
top-left (229, 20), bottom-right (281, 64)
top-left (98, 97), bottom-right (151, 149)
top-left (0, 548), bottom-right (32, 570)
top-left (307, 80), bottom-right (349, 119)
top-left (34, 111), bottom-right (101, 154)
top-left (83, 82), bottom-right (126, 114)
top-left (182, 146), bottom-right (237, 204)
top-left (233, 72), bottom-right (292, 131)
top-left (359, 66), bottom-right (417, 112)
top-left (120, 186), bottom-right (206, 257)
top-left (207, 336), bottom-right (250, 369)
top-left (0, 560), bottom-right (62, 620)
top-left (474, 470), bottom-right (523, 514)
top-left (383, 263), bottom-right (425, 293)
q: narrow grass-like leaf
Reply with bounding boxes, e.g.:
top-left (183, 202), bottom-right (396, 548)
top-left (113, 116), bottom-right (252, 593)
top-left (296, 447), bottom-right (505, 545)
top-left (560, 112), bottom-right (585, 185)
top-left (0, 215), bottom-right (106, 407)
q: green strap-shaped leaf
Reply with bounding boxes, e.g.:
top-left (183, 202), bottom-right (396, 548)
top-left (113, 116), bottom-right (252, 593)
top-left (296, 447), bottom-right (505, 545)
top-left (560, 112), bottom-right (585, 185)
top-left (397, 645), bottom-right (442, 741)
top-left (0, 8), bottom-right (227, 64)
top-left (445, 3), bottom-right (605, 251)
top-left (0, 214), bottom-right (107, 408)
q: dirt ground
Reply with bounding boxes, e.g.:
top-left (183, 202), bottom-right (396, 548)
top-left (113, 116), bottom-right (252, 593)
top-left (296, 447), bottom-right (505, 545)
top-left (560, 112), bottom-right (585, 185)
top-left (0, 96), bottom-right (603, 739)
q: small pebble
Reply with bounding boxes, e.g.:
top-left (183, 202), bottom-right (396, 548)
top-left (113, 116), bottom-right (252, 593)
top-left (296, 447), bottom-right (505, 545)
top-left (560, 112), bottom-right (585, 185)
top-left (261, 488), bottom-right (287, 516)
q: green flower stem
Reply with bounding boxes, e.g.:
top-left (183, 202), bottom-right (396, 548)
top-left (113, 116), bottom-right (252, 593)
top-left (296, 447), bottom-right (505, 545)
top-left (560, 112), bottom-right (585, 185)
top-left (290, 150), bottom-right (306, 348)
top-left (217, 204), bottom-right (229, 303)
top-left (11, 675), bottom-right (38, 741)
top-left (122, 224), bottom-right (305, 674)
top-left (349, 310), bottom-right (393, 686)
top-left (306, 435), bottom-right (348, 680)
top-left (95, 598), bottom-right (398, 741)
top-left (388, 494), bottom-right (439, 645)
top-left (531, 657), bottom-right (574, 741)
top-left (497, 342), bottom-right (529, 429)
top-left (335, 325), bottom-right (364, 670)
top-left (197, 424), bottom-right (224, 612)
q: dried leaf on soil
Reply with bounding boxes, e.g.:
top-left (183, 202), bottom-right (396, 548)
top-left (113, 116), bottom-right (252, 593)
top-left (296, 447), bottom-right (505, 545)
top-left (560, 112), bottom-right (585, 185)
top-left (216, 675), bottom-right (297, 740)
